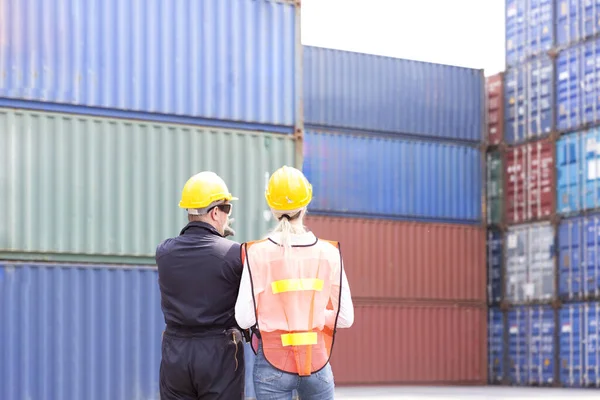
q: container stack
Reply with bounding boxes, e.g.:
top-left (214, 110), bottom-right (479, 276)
top-left (486, 0), bottom-right (600, 389)
top-left (0, 1), bottom-right (301, 399)
top-left (301, 46), bottom-right (487, 385)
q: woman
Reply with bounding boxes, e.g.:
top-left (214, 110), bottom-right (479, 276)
top-left (235, 166), bottom-right (354, 400)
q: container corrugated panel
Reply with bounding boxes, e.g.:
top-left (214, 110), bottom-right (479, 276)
top-left (328, 303), bottom-right (487, 385)
top-left (488, 229), bottom-right (503, 304)
top-left (556, 0), bottom-right (600, 47)
top-left (557, 128), bottom-right (600, 214)
top-left (504, 57), bottom-right (554, 144)
top-left (0, 0), bottom-right (297, 128)
top-left (505, 0), bottom-right (554, 67)
top-left (557, 37), bottom-right (600, 132)
top-left (0, 262), bottom-right (163, 400)
top-left (558, 214), bottom-right (600, 300)
top-left (560, 302), bottom-right (600, 387)
top-left (507, 305), bottom-right (555, 386)
top-left (305, 215), bottom-right (486, 302)
top-left (505, 139), bottom-right (556, 224)
top-left (486, 73), bottom-right (504, 145)
top-left (487, 150), bottom-right (504, 226)
top-left (303, 130), bottom-right (482, 222)
top-left (0, 108), bottom-right (295, 263)
top-left (303, 46), bottom-right (484, 142)
top-left (506, 222), bottom-right (555, 303)
top-left (488, 307), bottom-right (505, 384)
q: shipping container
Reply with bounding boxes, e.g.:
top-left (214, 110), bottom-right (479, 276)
top-left (556, 0), bottom-right (600, 47)
top-left (487, 150), bottom-right (504, 226)
top-left (557, 128), bottom-right (600, 214)
top-left (303, 130), bottom-right (482, 222)
top-left (0, 0), bottom-right (298, 129)
top-left (559, 302), bottom-right (600, 387)
top-left (505, 139), bottom-right (556, 224)
top-left (504, 57), bottom-right (554, 144)
top-left (488, 229), bottom-right (503, 304)
top-left (505, 222), bottom-right (555, 303)
top-left (505, 0), bottom-right (554, 67)
top-left (0, 108), bottom-right (295, 264)
top-left (305, 215), bottom-right (486, 302)
top-left (303, 46), bottom-right (484, 142)
top-left (486, 73), bottom-right (505, 145)
top-left (328, 302), bottom-right (487, 385)
top-left (558, 213), bottom-right (600, 300)
top-left (557, 37), bottom-right (600, 132)
top-left (0, 262), bottom-right (163, 400)
top-left (488, 307), bottom-right (505, 384)
top-left (507, 305), bottom-right (556, 386)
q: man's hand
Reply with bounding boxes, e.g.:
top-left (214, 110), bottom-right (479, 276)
top-left (224, 218), bottom-right (236, 237)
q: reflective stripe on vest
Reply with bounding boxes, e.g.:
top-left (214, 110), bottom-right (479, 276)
top-left (243, 238), bottom-right (343, 376)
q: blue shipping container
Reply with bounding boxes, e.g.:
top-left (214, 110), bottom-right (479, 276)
top-left (488, 307), bottom-right (505, 384)
top-left (557, 37), bottom-right (600, 132)
top-left (0, 262), bottom-right (164, 400)
top-left (556, 0), bottom-right (600, 47)
top-left (0, 0), bottom-right (298, 128)
top-left (560, 302), bottom-right (600, 387)
top-left (505, 222), bottom-right (555, 303)
top-left (558, 214), bottom-right (600, 299)
top-left (507, 305), bottom-right (556, 386)
top-left (488, 229), bottom-right (503, 304)
top-left (302, 130), bottom-right (482, 222)
top-left (557, 129), bottom-right (600, 214)
top-left (505, 0), bottom-right (554, 67)
top-left (504, 57), bottom-right (554, 144)
top-left (303, 46), bottom-right (484, 142)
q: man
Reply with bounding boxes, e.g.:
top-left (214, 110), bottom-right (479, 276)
top-left (156, 171), bottom-right (245, 400)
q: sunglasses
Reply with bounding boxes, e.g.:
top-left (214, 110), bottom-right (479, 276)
top-left (209, 203), bottom-right (232, 215)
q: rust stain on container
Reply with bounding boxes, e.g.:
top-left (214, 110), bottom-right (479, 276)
top-left (505, 138), bottom-right (555, 225)
top-left (486, 73), bottom-right (504, 145)
top-left (329, 302), bottom-right (488, 385)
top-left (305, 215), bottom-right (486, 302)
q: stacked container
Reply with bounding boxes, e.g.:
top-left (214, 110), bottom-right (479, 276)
top-left (486, 0), bottom-right (600, 389)
top-left (0, 1), bottom-right (301, 399)
top-left (301, 46), bottom-right (487, 385)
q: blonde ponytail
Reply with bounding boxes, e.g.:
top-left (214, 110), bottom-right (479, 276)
top-left (269, 208), bottom-right (307, 256)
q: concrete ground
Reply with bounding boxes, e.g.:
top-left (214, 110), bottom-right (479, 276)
top-left (334, 386), bottom-right (600, 399)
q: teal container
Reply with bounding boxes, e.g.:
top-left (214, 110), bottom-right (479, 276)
top-left (0, 108), bottom-right (295, 264)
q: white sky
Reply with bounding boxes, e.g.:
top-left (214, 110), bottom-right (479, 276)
top-left (301, 0), bottom-right (506, 76)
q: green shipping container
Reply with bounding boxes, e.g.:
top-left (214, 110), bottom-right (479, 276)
top-left (0, 108), bottom-right (295, 264)
top-left (486, 150), bottom-right (503, 226)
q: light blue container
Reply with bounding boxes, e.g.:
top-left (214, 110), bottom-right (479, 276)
top-left (557, 128), bottom-right (600, 214)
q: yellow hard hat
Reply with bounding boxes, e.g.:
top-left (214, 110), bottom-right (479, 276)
top-left (265, 166), bottom-right (312, 211)
top-left (179, 171), bottom-right (237, 209)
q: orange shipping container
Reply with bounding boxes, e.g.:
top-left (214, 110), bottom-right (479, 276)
top-left (329, 302), bottom-right (488, 385)
top-left (305, 215), bottom-right (486, 302)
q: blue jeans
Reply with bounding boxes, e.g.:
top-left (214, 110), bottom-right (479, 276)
top-left (253, 344), bottom-right (335, 400)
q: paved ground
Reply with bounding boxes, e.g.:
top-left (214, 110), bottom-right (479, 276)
top-left (334, 386), bottom-right (600, 399)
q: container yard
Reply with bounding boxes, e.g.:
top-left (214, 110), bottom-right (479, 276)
top-left (3, 0), bottom-right (600, 399)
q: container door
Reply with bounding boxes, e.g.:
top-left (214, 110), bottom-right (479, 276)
top-left (585, 303), bottom-right (600, 385)
top-left (559, 217), bottom-right (583, 299)
top-left (506, 228), bottom-right (528, 303)
top-left (560, 303), bottom-right (583, 387)
top-left (509, 307), bottom-right (528, 385)
top-left (487, 151), bottom-right (504, 225)
top-left (487, 229), bottom-right (503, 304)
top-left (556, 133), bottom-right (581, 214)
top-left (528, 223), bottom-right (555, 301)
top-left (488, 308), bottom-right (504, 383)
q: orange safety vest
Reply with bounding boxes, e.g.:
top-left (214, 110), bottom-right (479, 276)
top-left (241, 237), bottom-right (343, 376)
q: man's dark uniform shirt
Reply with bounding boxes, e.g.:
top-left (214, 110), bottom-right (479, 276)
top-left (156, 221), bottom-right (244, 399)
